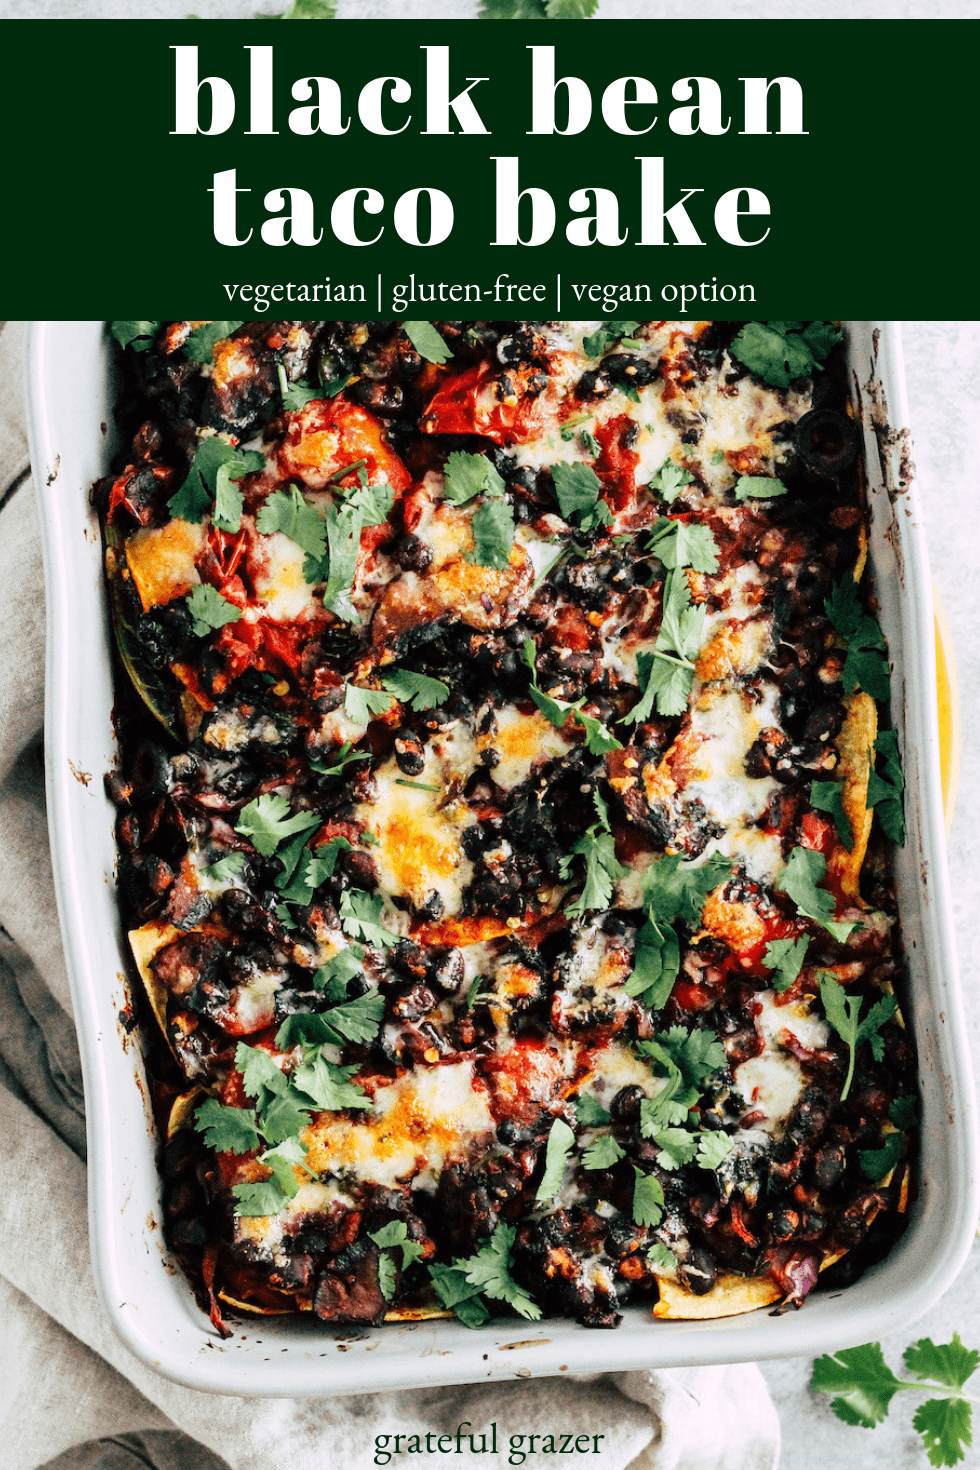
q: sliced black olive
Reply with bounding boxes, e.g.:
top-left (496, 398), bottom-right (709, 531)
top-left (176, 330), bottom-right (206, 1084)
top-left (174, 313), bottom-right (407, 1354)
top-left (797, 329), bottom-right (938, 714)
top-left (794, 408), bottom-right (859, 476)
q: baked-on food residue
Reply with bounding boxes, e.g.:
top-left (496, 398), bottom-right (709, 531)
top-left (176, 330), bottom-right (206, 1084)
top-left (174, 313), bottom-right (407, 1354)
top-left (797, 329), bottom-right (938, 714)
top-left (97, 320), bottom-right (915, 1334)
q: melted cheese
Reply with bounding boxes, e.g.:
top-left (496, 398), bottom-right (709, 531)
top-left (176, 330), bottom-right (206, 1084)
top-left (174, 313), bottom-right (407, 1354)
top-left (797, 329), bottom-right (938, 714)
top-left (303, 1061), bottom-right (494, 1190)
top-left (357, 750), bottom-right (475, 914)
top-left (125, 520), bottom-right (204, 610)
top-left (478, 704), bottom-right (573, 791)
top-left (734, 990), bottom-right (830, 1134)
top-left (249, 527), bottom-right (318, 621)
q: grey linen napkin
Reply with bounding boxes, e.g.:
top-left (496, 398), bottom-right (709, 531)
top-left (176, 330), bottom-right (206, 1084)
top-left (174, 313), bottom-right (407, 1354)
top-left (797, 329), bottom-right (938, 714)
top-left (0, 320), bottom-right (780, 1470)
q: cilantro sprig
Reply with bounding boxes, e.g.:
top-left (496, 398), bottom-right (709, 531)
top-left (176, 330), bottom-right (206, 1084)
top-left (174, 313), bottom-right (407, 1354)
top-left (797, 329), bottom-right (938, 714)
top-left (581, 320), bottom-right (641, 358)
top-left (624, 568), bottom-right (706, 722)
top-left (110, 321), bottom-right (162, 352)
top-left (403, 320), bottom-right (452, 365)
top-left (825, 576), bottom-right (892, 701)
top-left (647, 458), bottom-right (695, 504)
top-left (370, 1221), bottom-right (425, 1301)
top-left (552, 461), bottom-right (612, 534)
top-left (534, 1117), bottom-right (576, 1205)
top-left (818, 972), bottom-right (897, 1101)
top-left (183, 321), bottom-right (246, 364)
top-left (625, 854), bottom-right (733, 1011)
top-left (428, 1223), bottom-right (541, 1328)
top-left (521, 640), bottom-right (622, 755)
top-left (869, 729), bottom-right (906, 844)
top-left (777, 846), bottom-right (856, 943)
top-left (196, 1033), bottom-right (376, 1219)
top-left (730, 321), bottom-right (841, 389)
top-left (441, 450), bottom-right (515, 569)
top-left (812, 1335), bottom-right (979, 1466)
top-left (185, 584), bottom-right (242, 638)
top-left (559, 792), bottom-right (627, 919)
top-left (169, 437), bottom-right (264, 529)
top-left (646, 517), bottom-right (719, 573)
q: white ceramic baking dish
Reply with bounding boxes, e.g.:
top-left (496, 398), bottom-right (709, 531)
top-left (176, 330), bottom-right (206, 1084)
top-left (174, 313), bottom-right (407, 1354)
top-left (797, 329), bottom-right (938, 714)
top-left (25, 320), bottom-right (980, 1397)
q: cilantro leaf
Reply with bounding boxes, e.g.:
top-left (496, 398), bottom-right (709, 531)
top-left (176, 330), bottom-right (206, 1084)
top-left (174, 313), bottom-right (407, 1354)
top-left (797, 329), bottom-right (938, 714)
top-left (810, 779), bottom-right (854, 848)
top-left (183, 321), bottom-right (245, 363)
top-left (428, 1262), bottom-right (492, 1328)
top-left (194, 1097), bottom-right (262, 1156)
top-left (312, 947), bottom-right (364, 997)
top-left (777, 847), bottom-right (856, 942)
top-left (521, 640), bottom-right (621, 752)
top-left (632, 1168), bottom-right (665, 1227)
top-left (643, 1025), bottom-right (728, 1090)
top-left (644, 1125), bottom-right (699, 1171)
top-left (380, 668), bottom-right (449, 711)
top-left (231, 1178), bottom-right (292, 1217)
top-left (647, 1242), bottom-right (678, 1271)
top-left (377, 1250), bottom-right (398, 1301)
top-left (443, 451), bottom-right (505, 507)
top-left (185, 584), bottom-right (242, 638)
top-left (169, 437), bottom-right (264, 526)
top-left (890, 1093), bottom-right (919, 1130)
top-left (272, 0), bottom-right (338, 16)
top-left (640, 853), bottom-right (733, 929)
top-left (869, 729), bottom-right (906, 844)
top-left (825, 575), bottom-right (863, 639)
top-left (535, 1117), bottom-right (575, 1206)
top-left (625, 649), bottom-right (691, 724)
top-left (344, 683), bottom-right (396, 723)
top-left (696, 1131), bottom-right (735, 1171)
top-left (905, 1336), bottom-right (980, 1395)
top-left (291, 1053), bottom-right (370, 1112)
top-left (859, 1130), bottom-right (904, 1182)
top-left (201, 850), bottom-right (246, 884)
top-left (582, 1133), bottom-right (625, 1171)
top-left (648, 457), bottom-right (695, 504)
top-left (560, 793), bottom-right (627, 918)
top-left (370, 1221), bottom-right (424, 1298)
top-left (646, 517), bottom-right (720, 573)
top-left (762, 936), bottom-right (809, 994)
top-left (235, 1042), bottom-right (289, 1108)
top-left (470, 497), bottom-right (516, 569)
top-left (312, 502), bottom-right (362, 619)
top-left (582, 321), bottom-right (641, 358)
top-left (256, 485), bottom-right (327, 558)
top-left (342, 476), bottom-right (395, 529)
top-left (276, 364), bottom-right (326, 411)
top-left (235, 794), bottom-right (320, 857)
top-left (480, 0), bottom-right (548, 15)
top-left (322, 989), bottom-right (385, 1045)
top-left (914, 1397), bottom-right (973, 1468)
top-left (212, 461), bottom-right (246, 532)
top-left (552, 461), bottom-right (612, 533)
top-left (730, 321), bottom-right (841, 389)
top-left (819, 973), bottom-right (897, 1101)
top-left (811, 1342), bottom-right (907, 1428)
top-left (843, 617), bottom-right (891, 700)
top-left (309, 740), bottom-right (370, 778)
top-left (625, 917), bottom-right (681, 1011)
top-left (734, 474), bottom-right (788, 502)
top-left (574, 1095), bottom-right (612, 1127)
top-left (544, 0), bottom-right (599, 17)
top-left (403, 321), bottom-right (452, 365)
top-left (110, 320), bottom-right (161, 352)
top-left (339, 889), bottom-right (399, 949)
top-left (453, 1223), bottom-right (541, 1320)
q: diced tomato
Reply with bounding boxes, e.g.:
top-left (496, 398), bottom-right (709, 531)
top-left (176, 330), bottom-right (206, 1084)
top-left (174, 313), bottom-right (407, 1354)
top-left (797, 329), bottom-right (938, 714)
top-left (671, 980), bottom-right (715, 1012)
top-left (800, 811), bottom-right (835, 857)
top-left (420, 362), bottom-right (544, 444)
top-left (595, 414), bottom-right (640, 512)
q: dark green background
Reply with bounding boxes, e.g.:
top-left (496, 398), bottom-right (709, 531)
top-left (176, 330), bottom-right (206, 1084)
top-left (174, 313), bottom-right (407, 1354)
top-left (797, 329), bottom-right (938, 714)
top-left (3, 19), bottom-right (972, 316)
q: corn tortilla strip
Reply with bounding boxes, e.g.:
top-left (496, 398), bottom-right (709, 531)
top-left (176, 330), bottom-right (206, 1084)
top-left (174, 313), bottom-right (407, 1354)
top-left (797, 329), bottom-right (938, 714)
top-left (129, 921), bottom-right (183, 1041)
top-left (218, 1292), bottom-right (299, 1316)
top-left (828, 690), bottom-right (877, 902)
top-left (168, 1088), bottom-right (205, 1139)
top-left (653, 1270), bottom-right (783, 1320)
